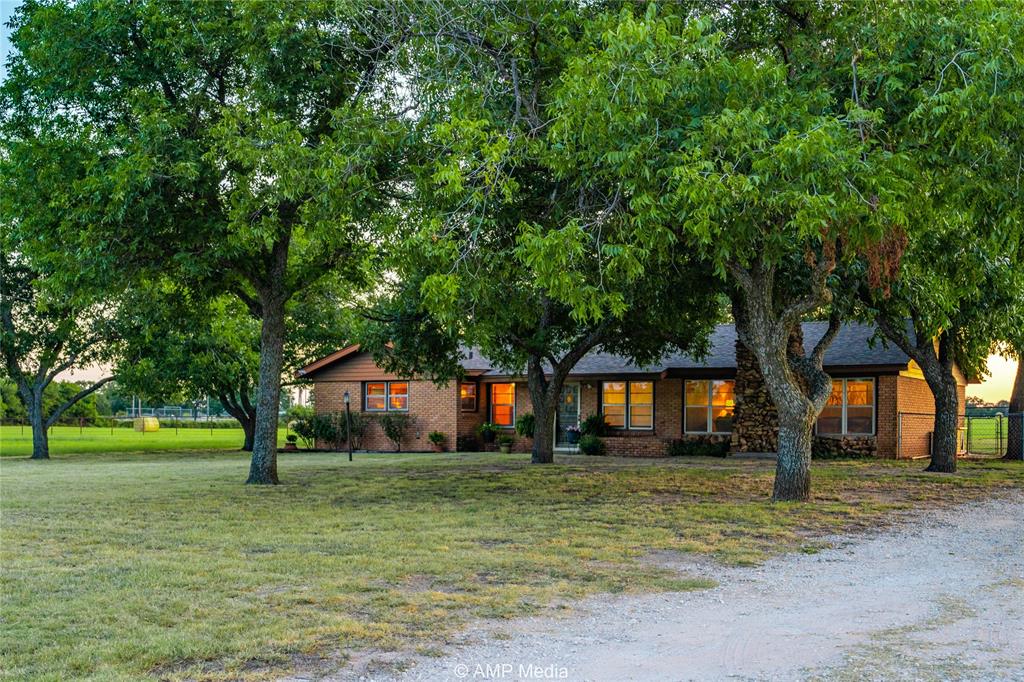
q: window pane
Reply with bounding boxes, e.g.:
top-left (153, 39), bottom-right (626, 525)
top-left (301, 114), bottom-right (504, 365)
top-left (492, 383), bottom-right (514, 404)
top-left (629, 382), bottom-right (653, 404)
top-left (846, 379), bottom-right (874, 406)
top-left (389, 382), bottom-right (408, 397)
top-left (710, 380), bottom-right (734, 407)
top-left (817, 406), bottom-right (842, 434)
top-left (603, 382), bottom-right (626, 405)
top-left (603, 405), bottom-right (625, 428)
top-left (492, 405), bottom-right (514, 427)
top-left (685, 406), bottom-right (709, 433)
top-left (685, 380), bottom-right (709, 406)
top-left (629, 405), bottom-right (653, 429)
top-left (847, 406), bottom-right (873, 434)
top-left (365, 383), bottom-right (386, 411)
top-left (460, 383), bottom-right (477, 411)
top-left (389, 395), bottom-right (408, 411)
top-left (490, 383), bottom-right (515, 426)
top-left (712, 406), bottom-right (734, 433)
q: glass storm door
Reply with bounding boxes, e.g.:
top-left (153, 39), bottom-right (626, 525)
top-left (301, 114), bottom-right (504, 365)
top-left (556, 384), bottom-right (580, 447)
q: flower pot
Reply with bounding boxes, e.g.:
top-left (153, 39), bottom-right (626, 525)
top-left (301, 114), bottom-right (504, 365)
top-left (283, 442), bottom-right (298, 451)
top-left (482, 430), bottom-right (497, 444)
top-left (431, 443), bottom-right (445, 452)
top-left (566, 431), bottom-right (580, 445)
top-left (499, 444), bottom-right (512, 454)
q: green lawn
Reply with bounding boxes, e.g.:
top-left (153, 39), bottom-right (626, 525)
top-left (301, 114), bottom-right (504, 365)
top-left (1, 451), bottom-right (1020, 681)
top-left (0, 425), bottom-right (287, 457)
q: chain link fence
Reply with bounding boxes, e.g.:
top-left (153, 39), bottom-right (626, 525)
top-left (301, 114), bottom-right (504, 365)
top-left (898, 412), bottom-right (1024, 459)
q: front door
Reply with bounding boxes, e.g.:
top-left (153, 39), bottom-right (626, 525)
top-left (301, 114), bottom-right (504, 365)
top-left (555, 384), bottom-right (580, 448)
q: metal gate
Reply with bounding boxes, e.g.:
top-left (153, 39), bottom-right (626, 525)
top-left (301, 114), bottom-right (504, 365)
top-left (897, 412), bottom-right (1023, 459)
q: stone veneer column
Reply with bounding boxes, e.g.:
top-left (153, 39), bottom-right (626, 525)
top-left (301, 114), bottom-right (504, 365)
top-left (730, 340), bottom-right (780, 453)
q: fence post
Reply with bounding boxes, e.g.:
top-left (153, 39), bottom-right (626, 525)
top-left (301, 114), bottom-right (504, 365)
top-left (966, 416), bottom-right (972, 454)
top-left (997, 413), bottom-right (1003, 456)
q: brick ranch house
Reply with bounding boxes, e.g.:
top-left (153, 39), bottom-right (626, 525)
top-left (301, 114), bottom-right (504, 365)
top-left (297, 321), bottom-right (969, 459)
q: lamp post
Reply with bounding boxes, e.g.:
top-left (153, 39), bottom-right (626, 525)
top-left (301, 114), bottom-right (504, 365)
top-left (343, 391), bottom-right (353, 462)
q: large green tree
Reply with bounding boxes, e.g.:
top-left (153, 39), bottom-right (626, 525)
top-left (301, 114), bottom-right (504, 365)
top-left (0, 246), bottom-right (119, 458)
top-left (548, 1), bottom-right (1024, 497)
top-left (549, 6), bottom-right (907, 500)
top-left (361, 3), bottom-right (721, 464)
top-left (839, 1), bottom-right (1024, 472)
top-left (3, 0), bottom-right (408, 482)
top-left (116, 279), bottom-right (352, 451)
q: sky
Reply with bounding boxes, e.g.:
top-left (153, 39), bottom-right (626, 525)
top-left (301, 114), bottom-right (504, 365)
top-left (0, 1), bottom-right (1018, 402)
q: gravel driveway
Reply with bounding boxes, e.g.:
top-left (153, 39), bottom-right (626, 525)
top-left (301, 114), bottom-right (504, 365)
top-left (373, 492), bottom-right (1024, 682)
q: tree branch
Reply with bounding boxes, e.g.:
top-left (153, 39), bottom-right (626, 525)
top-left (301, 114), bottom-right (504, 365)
top-left (45, 376), bottom-right (115, 427)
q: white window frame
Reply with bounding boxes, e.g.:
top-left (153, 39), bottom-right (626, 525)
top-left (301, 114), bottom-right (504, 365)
top-left (489, 383), bottom-right (516, 428)
top-left (601, 381), bottom-right (655, 431)
top-left (684, 379), bottom-right (735, 435)
top-left (816, 378), bottom-right (875, 436)
top-left (364, 381), bottom-right (409, 413)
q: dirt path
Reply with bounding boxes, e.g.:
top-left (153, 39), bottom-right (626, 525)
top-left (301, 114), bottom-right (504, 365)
top-left (373, 493), bottom-right (1023, 682)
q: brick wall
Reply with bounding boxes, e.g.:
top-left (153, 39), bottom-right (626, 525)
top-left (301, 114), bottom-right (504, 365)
top-left (314, 378), bottom-right (459, 452)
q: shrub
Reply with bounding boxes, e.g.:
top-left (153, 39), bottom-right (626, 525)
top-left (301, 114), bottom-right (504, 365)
top-left (515, 413), bottom-right (536, 437)
top-left (579, 414), bottom-right (607, 437)
top-left (477, 422), bottom-right (498, 443)
top-left (428, 431), bottom-right (446, 446)
top-left (497, 434), bottom-right (515, 447)
top-left (578, 434), bottom-right (605, 456)
top-left (378, 413), bottom-right (414, 452)
top-left (283, 404), bottom-right (313, 425)
top-left (286, 433), bottom-right (298, 444)
top-left (666, 439), bottom-right (730, 457)
top-left (291, 412), bottom-right (369, 450)
top-left (456, 434), bottom-right (479, 452)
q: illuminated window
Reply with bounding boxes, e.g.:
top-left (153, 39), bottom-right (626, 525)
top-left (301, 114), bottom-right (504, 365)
top-left (365, 382), bottom-right (387, 411)
top-left (364, 381), bottom-right (409, 412)
top-left (684, 380), bottom-right (735, 433)
top-left (490, 383), bottom-right (515, 427)
top-left (817, 378), bottom-right (874, 435)
top-left (460, 382), bottom-right (478, 412)
top-left (601, 381), bottom-right (654, 430)
top-left (389, 382), bottom-right (408, 411)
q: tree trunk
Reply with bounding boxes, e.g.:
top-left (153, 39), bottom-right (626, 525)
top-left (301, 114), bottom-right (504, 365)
top-left (241, 421), bottom-right (255, 452)
top-left (220, 390), bottom-right (256, 451)
top-left (925, 374), bottom-right (960, 472)
top-left (27, 394), bottom-right (49, 460)
top-left (247, 291), bottom-right (286, 485)
top-left (1003, 355), bottom-right (1023, 461)
top-left (526, 357), bottom-right (559, 464)
top-left (774, 407), bottom-right (815, 501)
top-left (530, 396), bottom-right (556, 464)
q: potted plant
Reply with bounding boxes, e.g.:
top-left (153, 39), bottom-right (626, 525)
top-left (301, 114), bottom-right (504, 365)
top-left (478, 422), bottom-right (498, 445)
top-left (497, 434), bottom-right (515, 454)
top-left (284, 433), bottom-right (299, 451)
top-left (565, 425), bottom-right (581, 445)
top-left (428, 431), bottom-right (446, 452)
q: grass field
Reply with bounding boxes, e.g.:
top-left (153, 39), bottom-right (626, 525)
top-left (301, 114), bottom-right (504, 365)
top-left (0, 425), bottom-right (287, 457)
top-left (1, 450), bottom-right (1020, 681)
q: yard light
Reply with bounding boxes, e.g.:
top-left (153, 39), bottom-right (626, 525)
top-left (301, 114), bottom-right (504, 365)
top-left (343, 391), bottom-right (353, 462)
